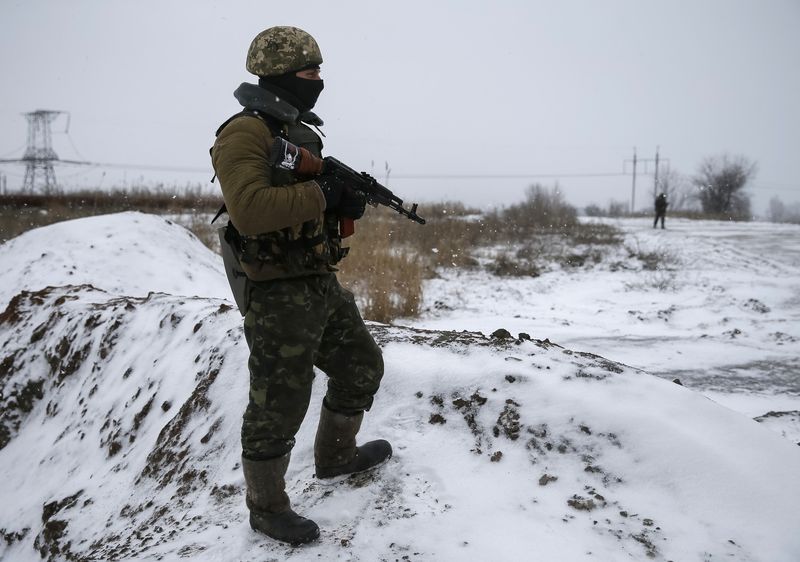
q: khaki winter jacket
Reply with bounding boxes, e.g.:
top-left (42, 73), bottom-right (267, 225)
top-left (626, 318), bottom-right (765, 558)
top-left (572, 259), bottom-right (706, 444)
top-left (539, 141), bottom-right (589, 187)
top-left (211, 116), bottom-right (326, 237)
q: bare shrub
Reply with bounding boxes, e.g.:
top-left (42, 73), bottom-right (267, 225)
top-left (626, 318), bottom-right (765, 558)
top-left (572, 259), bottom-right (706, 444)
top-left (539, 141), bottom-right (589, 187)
top-left (655, 165), bottom-right (696, 211)
top-left (568, 223), bottom-right (622, 246)
top-left (583, 203), bottom-right (604, 217)
top-left (607, 200), bottom-right (629, 217)
top-left (488, 254), bottom-right (541, 277)
top-left (560, 250), bottom-right (603, 268)
top-left (400, 190), bottom-right (590, 274)
top-left (620, 238), bottom-right (681, 291)
top-left (624, 238), bottom-right (681, 272)
top-left (581, 200), bottom-right (631, 218)
top-left (488, 183), bottom-right (577, 231)
top-left (486, 222), bottom-right (620, 277)
top-left (767, 196), bottom-right (800, 224)
top-left (418, 200), bottom-right (481, 218)
top-left (625, 269), bottom-right (679, 292)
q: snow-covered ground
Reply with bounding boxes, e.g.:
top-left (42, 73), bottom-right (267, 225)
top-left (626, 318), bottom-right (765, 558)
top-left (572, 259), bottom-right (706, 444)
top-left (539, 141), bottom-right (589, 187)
top-left (411, 216), bottom-right (800, 444)
top-left (1, 212), bottom-right (799, 562)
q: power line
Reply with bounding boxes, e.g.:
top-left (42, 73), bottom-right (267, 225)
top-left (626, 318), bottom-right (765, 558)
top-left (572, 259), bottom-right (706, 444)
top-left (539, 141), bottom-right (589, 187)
top-left (390, 172), bottom-right (628, 180)
top-left (746, 184), bottom-right (800, 193)
top-left (34, 158), bottom-right (637, 178)
top-left (3, 121), bottom-right (796, 193)
top-left (0, 158), bottom-right (664, 181)
top-left (57, 160), bottom-right (210, 174)
top-left (62, 129), bottom-right (88, 162)
top-left (0, 113), bottom-right (687, 185)
top-left (0, 144), bottom-right (27, 159)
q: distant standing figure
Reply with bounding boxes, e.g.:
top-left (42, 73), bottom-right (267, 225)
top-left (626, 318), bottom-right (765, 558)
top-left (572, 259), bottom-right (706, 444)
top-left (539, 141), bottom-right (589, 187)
top-left (654, 193), bottom-right (668, 229)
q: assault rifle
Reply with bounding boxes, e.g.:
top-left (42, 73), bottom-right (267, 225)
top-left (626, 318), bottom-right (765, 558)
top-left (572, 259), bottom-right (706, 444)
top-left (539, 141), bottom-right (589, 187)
top-left (269, 136), bottom-right (426, 237)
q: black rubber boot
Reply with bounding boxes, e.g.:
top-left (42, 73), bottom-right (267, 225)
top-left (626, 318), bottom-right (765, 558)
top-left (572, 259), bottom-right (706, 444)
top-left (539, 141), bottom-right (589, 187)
top-left (241, 454), bottom-right (319, 545)
top-left (314, 403), bottom-right (392, 479)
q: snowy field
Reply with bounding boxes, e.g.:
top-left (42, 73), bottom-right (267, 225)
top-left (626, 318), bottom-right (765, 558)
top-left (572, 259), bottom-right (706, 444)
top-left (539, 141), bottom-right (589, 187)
top-left (411, 216), bottom-right (800, 443)
top-left (1, 212), bottom-right (799, 562)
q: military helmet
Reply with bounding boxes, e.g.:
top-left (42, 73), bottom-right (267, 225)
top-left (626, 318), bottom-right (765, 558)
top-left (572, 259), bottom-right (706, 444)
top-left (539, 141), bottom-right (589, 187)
top-left (246, 26), bottom-right (323, 77)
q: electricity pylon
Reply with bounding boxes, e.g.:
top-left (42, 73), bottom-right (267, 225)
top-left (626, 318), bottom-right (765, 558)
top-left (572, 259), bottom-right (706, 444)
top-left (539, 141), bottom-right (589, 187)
top-left (0, 110), bottom-right (90, 193)
top-left (21, 110), bottom-right (63, 193)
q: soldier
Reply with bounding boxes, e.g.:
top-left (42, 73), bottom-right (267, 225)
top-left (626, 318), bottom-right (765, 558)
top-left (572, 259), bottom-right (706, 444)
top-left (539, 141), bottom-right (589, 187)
top-left (654, 192), bottom-right (668, 229)
top-left (211, 26), bottom-right (392, 545)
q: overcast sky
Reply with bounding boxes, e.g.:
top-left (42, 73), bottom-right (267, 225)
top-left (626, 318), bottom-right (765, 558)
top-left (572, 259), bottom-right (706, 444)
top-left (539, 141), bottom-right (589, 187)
top-left (1, 0), bottom-right (798, 213)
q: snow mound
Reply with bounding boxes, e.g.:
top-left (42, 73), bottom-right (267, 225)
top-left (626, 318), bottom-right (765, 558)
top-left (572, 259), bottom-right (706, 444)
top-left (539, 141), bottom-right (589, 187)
top-left (1, 284), bottom-right (799, 562)
top-left (0, 211), bottom-right (231, 308)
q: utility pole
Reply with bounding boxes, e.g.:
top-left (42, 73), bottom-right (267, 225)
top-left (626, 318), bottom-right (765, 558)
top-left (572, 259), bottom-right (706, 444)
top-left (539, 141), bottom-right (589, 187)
top-left (21, 110), bottom-right (63, 193)
top-left (630, 148), bottom-right (637, 214)
top-left (654, 146), bottom-right (660, 197)
top-left (624, 147), bottom-right (669, 214)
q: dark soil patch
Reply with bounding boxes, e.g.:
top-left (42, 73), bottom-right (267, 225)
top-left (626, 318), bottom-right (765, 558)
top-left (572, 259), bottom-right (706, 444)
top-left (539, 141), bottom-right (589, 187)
top-left (567, 495), bottom-right (596, 511)
top-left (493, 399), bottom-right (522, 440)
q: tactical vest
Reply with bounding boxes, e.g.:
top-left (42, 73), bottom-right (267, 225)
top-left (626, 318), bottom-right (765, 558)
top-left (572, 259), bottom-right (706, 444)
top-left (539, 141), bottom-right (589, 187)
top-left (214, 110), bottom-right (346, 282)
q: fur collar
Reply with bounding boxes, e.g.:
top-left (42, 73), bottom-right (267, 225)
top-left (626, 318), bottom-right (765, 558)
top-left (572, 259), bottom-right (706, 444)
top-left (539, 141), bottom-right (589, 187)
top-left (233, 82), bottom-right (324, 127)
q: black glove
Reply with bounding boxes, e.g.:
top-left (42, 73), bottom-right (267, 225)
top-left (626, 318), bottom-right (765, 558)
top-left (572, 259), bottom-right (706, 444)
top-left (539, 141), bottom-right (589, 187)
top-left (338, 187), bottom-right (367, 220)
top-left (315, 173), bottom-right (346, 210)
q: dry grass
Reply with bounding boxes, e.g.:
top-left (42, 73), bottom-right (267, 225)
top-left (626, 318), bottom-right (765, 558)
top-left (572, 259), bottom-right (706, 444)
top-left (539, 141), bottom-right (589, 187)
top-left (0, 188), bottom-right (220, 243)
top-left (620, 237), bottom-right (682, 292)
top-left (338, 188), bottom-right (614, 318)
top-left (180, 212), bottom-right (220, 253)
top-left (337, 214), bottom-right (424, 323)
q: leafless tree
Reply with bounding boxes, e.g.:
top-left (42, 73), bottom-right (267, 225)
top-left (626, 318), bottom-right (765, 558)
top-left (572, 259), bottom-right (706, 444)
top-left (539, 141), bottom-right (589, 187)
top-left (693, 154), bottom-right (756, 218)
top-left (769, 196), bottom-right (786, 222)
top-left (768, 196), bottom-right (800, 224)
top-left (654, 164), bottom-right (695, 211)
top-left (607, 200), bottom-right (628, 217)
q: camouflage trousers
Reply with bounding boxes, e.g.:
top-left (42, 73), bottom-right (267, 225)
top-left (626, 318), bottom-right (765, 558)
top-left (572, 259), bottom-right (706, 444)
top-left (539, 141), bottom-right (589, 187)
top-left (241, 273), bottom-right (384, 459)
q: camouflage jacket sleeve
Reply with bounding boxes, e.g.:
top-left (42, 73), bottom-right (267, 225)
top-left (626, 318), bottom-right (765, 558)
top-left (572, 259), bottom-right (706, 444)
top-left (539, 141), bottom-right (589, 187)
top-left (211, 116), bottom-right (326, 236)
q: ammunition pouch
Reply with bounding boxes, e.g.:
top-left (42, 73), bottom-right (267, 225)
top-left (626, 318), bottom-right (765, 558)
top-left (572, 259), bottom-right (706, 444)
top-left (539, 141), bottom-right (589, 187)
top-left (238, 231), bottom-right (326, 267)
top-left (222, 219), bottom-right (347, 286)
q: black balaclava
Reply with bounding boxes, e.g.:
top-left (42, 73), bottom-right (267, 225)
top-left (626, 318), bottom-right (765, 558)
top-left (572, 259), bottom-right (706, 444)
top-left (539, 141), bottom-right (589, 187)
top-left (259, 70), bottom-right (324, 113)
